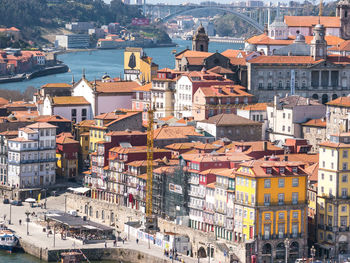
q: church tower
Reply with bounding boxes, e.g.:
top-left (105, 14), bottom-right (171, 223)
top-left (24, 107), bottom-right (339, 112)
top-left (337, 0), bottom-right (350, 40)
top-left (310, 24), bottom-right (327, 60)
top-left (192, 24), bottom-right (209, 52)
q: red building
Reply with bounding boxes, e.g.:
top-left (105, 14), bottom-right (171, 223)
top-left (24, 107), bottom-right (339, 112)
top-left (56, 133), bottom-right (79, 178)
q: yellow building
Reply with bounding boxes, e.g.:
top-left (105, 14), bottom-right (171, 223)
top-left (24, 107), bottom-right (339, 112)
top-left (56, 133), bottom-right (79, 178)
top-left (74, 119), bottom-right (94, 169)
top-left (317, 133), bottom-right (350, 260)
top-left (124, 47), bottom-right (158, 82)
top-left (235, 159), bottom-right (308, 263)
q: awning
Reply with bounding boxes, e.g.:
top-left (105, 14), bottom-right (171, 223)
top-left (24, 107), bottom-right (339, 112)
top-left (68, 187), bottom-right (90, 194)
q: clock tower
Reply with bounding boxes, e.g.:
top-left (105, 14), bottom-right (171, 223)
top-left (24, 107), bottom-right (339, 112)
top-left (310, 23), bottom-right (327, 60)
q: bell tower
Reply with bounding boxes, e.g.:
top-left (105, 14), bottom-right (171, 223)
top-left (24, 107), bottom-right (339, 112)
top-left (192, 24), bottom-right (209, 52)
top-left (310, 23), bottom-right (327, 60)
top-left (337, 0), bottom-right (350, 40)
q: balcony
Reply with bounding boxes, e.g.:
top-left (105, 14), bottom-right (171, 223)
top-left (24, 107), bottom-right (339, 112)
top-left (39, 158), bottom-right (57, 163)
top-left (260, 233), bottom-right (302, 240)
top-left (258, 200), bottom-right (307, 207)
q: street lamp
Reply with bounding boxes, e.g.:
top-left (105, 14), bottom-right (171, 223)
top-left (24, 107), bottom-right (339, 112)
top-left (9, 186), bottom-right (14, 225)
top-left (25, 211), bottom-right (30, 235)
top-left (311, 245), bottom-right (316, 263)
top-left (127, 216), bottom-right (131, 241)
top-left (172, 206), bottom-right (181, 263)
top-left (284, 238), bottom-right (290, 263)
top-left (208, 243), bottom-right (212, 263)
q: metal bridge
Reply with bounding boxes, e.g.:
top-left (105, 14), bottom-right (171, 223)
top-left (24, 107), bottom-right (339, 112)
top-left (138, 3), bottom-right (303, 32)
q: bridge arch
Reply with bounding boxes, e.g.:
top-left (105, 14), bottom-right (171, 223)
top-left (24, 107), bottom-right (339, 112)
top-left (159, 6), bottom-right (264, 32)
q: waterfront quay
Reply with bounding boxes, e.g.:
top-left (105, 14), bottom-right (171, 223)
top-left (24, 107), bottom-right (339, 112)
top-left (0, 194), bottom-right (198, 262)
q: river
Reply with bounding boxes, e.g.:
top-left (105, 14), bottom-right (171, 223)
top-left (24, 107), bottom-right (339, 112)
top-left (0, 39), bottom-right (243, 263)
top-left (0, 40), bottom-right (243, 92)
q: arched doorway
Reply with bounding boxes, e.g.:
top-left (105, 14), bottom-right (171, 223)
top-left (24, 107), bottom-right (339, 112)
top-left (262, 243), bottom-right (272, 263)
top-left (276, 242), bottom-right (285, 261)
top-left (312, 94), bottom-right (319, 100)
top-left (198, 246), bottom-right (207, 258)
top-left (332, 94), bottom-right (338, 100)
top-left (289, 242), bottom-right (299, 262)
top-left (322, 94), bottom-right (329, 104)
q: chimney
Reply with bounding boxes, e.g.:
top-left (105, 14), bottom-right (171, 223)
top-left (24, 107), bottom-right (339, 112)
top-left (263, 141), bottom-right (268, 151)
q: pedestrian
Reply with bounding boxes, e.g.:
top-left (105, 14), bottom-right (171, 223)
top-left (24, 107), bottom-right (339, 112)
top-left (113, 239), bottom-right (116, 247)
top-left (19, 219), bottom-right (22, 225)
top-left (136, 238), bottom-right (139, 244)
top-left (105, 241), bottom-right (107, 248)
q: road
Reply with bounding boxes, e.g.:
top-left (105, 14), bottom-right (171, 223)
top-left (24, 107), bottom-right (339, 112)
top-left (0, 195), bottom-right (206, 263)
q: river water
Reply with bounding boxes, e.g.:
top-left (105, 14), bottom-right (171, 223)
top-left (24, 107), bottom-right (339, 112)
top-left (0, 40), bottom-right (243, 92)
top-left (0, 39), bottom-right (243, 263)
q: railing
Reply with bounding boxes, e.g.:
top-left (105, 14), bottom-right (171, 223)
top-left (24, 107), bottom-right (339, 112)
top-left (39, 158), bottom-right (57, 163)
top-left (258, 200), bottom-right (307, 207)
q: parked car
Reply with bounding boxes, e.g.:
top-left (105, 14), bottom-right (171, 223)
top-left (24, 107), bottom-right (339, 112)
top-left (2, 199), bottom-right (9, 204)
top-left (11, 200), bottom-right (22, 206)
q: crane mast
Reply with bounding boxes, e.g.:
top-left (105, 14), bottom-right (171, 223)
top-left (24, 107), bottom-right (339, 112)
top-left (146, 107), bottom-right (154, 217)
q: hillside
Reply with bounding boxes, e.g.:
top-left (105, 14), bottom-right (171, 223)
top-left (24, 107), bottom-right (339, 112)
top-left (213, 14), bottom-right (260, 38)
top-left (0, 0), bottom-right (170, 46)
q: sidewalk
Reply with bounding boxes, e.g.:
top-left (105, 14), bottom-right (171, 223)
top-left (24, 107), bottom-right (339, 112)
top-left (0, 198), bottom-right (205, 263)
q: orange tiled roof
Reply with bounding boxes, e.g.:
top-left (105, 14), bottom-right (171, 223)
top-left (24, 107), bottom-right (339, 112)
top-left (26, 122), bottom-right (57, 129)
top-left (90, 80), bottom-right (141, 93)
top-left (284, 16), bottom-right (340, 28)
top-left (248, 55), bottom-right (322, 64)
top-left (35, 115), bottom-right (71, 123)
top-left (302, 118), bottom-right (326, 127)
top-left (41, 83), bottom-right (71, 88)
top-left (198, 85), bottom-right (253, 97)
top-left (0, 97), bottom-right (8, 105)
top-left (134, 82), bottom-right (152, 92)
top-left (306, 162), bottom-right (318, 182)
top-left (56, 135), bottom-right (78, 144)
top-left (329, 40), bottom-right (350, 51)
top-left (175, 50), bottom-right (213, 59)
top-left (221, 49), bottom-right (246, 58)
top-left (327, 96), bottom-right (350, 107)
top-left (52, 96), bottom-right (90, 105)
top-left (154, 126), bottom-right (203, 140)
top-left (165, 142), bottom-right (197, 150)
top-left (242, 103), bottom-right (268, 111)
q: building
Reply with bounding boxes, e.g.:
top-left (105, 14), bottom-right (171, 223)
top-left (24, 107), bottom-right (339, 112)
top-left (317, 133), bottom-right (350, 260)
top-left (196, 113), bottom-right (262, 141)
top-left (55, 34), bottom-right (90, 49)
top-left (42, 96), bottom-right (92, 123)
top-left (0, 131), bottom-right (18, 186)
top-left (56, 133), bottom-right (79, 179)
top-left (123, 47), bottom-right (158, 81)
top-left (329, 40), bottom-right (350, 56)
top-left (7, 122), bottom-right (57, 190)
top-left (192, 24), bottom-right (209, 52)
top-left (72, 76), bottom-right (141, 117)
top-left (74, 119), bottom-right (94, 170)
top-left (235, 159), bottom-right (308, 263)
top-left (192, 85), bottom-right (254, 121)
top-left (35, 115), bottom-right (72, 135)
top-left (89, 110), bottom-right (142, 152)
top-left (132, 82), bottom-right (151, 125)
top-left (175, 71), bottom-right (234, 118)
top-left (325, 96), bottom-right (350, 139)
top-left (36, 83), bottom-right (72, 101)
top-left (301, 118), bottom-right (327, 153)
top-left (0, 27), bottom-right (21, 41)
top-left (65, 22), bottom-right (94, 33)
top-left (246, 24), bottom-right (350, 103)
top-left (267, 95), bottom-right (326, 143)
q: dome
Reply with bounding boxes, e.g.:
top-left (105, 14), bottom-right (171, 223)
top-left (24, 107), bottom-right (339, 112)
top-left (196, 23), bottom-right (206, 34)
top-left (294, 33), bottom-right (305, 43)
top-left (269, 16), bottom-right (288, 29)
top-left (245, 43), bottom-right (257, 52)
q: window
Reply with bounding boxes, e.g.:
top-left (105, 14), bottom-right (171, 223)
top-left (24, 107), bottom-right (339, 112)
top-left (279, 167), bottom-right (285, 174)
top-left (278, 193), bottom-right (284, 205)
top-left (292, 212), bottom-right (298, 219)
top-left (321, 173), bottom-right (324, 180)
top-left (292, 224), bottom-right (298, 237)
top-left (340, 216), bottom-right (348, 226)
top-left (264, 179), bottom-right (271, 188)
top-left (264, 213), bottom-right (271, 220)
top-left (264, 194), bottom-right (271, 206)
top-left (342, 188), bottom-right (348, 198)
top-left (343, 174), bottom-right (348, 183)
top-left (292, 178), bottom-right (299, 187)
top-left (292, 192), bottom-right (298, 204)
top-left (328, 215), bottom-right (333, 226)
top-left (82, 108), bottom-right (87, 117)
top-left (343, 162), bottom-right (348, 170)
top-left (330, 174), bottom-right (333, 181)
top-left (282, 125), bottom-right (285, 131)
top-left (344, 150), bottom-right (348, 158)
top-left (278, 224), bottom-right (285, 238)
top-left (341, 206), bottom-right (347, 212)
top-left (278, 212), bottom-right (284, 219)
top-left (278, 178), bottom-right (285, 188)
top-left (328, 205), bottom-right (332, 212)
top-left (71, 109), bottom-right (77, 117)
top-left (283, 113), bottom-right (286, 119)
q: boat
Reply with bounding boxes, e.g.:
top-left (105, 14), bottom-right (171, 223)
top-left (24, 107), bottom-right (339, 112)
top-left (0, 230), bottom-right (18, 253)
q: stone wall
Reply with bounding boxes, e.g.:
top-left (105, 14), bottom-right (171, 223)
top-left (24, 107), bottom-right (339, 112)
top-left (19, 237), bottom-right (49, 261)
top-left (66, 194), bottom-right (248, 263)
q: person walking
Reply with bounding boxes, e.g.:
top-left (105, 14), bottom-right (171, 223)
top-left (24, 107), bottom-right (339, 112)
top-left (136, 238), bottom-right (139, 244)
top-left (122, 238), bottom-right (125, 244)
top-left (105, 241), bottom-right (107, 248)
top-left (19, 219), bottom-right (21, 225)
top-left (113, 239), bottom-right (116, 247)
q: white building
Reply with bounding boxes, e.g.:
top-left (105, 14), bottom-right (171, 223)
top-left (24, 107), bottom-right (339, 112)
top-left (7, 122), bottom-right (57, 189)
top-left (72, 76), bottom-right (141, 117)
top-left (55, 34), bottom-right (90, 49)
top-left (42, 95), bottom-right (92, 123)
top-left (267, 95), bottom-right (326, 143)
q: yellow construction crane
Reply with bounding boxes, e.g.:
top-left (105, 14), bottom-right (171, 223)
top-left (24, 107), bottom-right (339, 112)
top-left (319, 0), bottom-right (323, 17)
top-left (146, 106), bottom-right (154, 218)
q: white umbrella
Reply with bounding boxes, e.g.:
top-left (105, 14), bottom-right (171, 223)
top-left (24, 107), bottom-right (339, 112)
top-left (25, 198), bottom-right (36, 203)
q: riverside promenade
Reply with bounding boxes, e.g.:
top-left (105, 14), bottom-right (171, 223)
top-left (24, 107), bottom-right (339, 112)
top-left (0, 195), bottom-right (201, 262)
